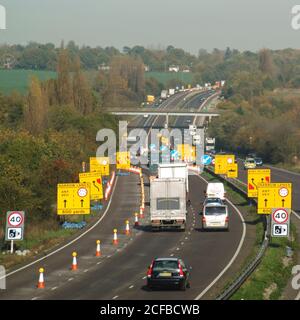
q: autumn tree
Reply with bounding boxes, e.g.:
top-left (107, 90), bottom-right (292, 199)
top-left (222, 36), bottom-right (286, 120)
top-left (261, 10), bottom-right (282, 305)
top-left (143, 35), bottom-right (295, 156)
top-left (24, 76), bottom-right (48, 135)
top-left (259, 48), bottom-right (275, 77)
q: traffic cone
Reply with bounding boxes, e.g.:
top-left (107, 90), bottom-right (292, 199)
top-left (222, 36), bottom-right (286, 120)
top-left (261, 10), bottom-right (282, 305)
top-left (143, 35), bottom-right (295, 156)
top-left (139, 206), bottom-right (144, 219)
top-left (113, 229), bottom-right (118, 245)
top-left (71, 252), bottom-right (78, 270)
top-left (37, 268), bottom-right (45, 289)
top-left (134, 213), bottom-right (139, 226)
top-left (125, 220), bottom-right (130, 235)
top-left (96, 240), bottom-right (101, 257)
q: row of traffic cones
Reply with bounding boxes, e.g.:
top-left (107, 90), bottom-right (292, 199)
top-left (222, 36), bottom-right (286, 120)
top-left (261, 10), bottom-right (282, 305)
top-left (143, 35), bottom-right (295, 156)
top-left (38, 171), bottom-right (146, 289)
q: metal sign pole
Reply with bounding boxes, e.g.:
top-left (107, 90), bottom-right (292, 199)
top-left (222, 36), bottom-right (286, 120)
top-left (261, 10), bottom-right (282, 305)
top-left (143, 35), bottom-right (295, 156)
top-left (10, 240), bottom-right (13, 254)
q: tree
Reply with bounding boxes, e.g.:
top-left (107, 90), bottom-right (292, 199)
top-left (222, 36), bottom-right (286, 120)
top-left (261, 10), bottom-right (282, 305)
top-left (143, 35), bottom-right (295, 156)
top-left (259, 48), bottom-right (275, 77)
top-left (24, 76), bottom-right (48, 135)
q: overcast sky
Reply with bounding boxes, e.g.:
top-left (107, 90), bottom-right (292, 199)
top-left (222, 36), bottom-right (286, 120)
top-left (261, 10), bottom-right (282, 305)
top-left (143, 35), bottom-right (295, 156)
top-left (0, 0), bottom-right (299, 53)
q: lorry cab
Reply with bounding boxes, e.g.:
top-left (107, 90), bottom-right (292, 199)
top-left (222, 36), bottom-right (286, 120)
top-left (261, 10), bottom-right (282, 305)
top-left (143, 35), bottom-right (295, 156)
top-left (202, 203), bottom-right (229, 230)
top-left (205, 183), bottom-right (226, 200)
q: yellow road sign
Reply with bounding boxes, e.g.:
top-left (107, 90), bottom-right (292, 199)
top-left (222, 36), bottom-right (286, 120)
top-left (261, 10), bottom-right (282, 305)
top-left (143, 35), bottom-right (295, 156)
top-left (247, 169), bottom-right (271, 198)
top-left (227, 163), bottom-right (238, 178)
top-left (117, 151), bottom-right (130, 170)
top-left (214, 155), bottom-right (235, 175)
top-left (90, 157), bottom-right (110, 176)
top-left (177, 144), bottom-right (196, 161)
top-left (57, 183), bottom-right (90, 215)
top-left (79, 172), bottom-right (103, 200)
top-left (257, 183), bottom-right (292, 214)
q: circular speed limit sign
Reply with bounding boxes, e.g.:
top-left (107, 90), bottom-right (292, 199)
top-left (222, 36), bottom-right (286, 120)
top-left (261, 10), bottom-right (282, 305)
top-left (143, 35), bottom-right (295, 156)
top-left (272, 208), bottom-right (289, 224)
top-left (279, 187), bottom-right (289, 197)
top-left (7, 212), bottom-right (24, 227)
top-left (227, 158), bottom-right (233, 164)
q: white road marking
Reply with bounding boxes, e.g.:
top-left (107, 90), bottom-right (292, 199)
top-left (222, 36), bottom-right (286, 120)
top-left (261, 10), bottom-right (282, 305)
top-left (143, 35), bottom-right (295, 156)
top-left (107, 255), bottom-right (111, 258)
top-left (185, 237), bottom-right (188, 240)
top-left (194, 174), bottom-right (246, 300)
top-left (0, 176), bottom-right (119, 281)
top-left (68, 278), bottom-right (74, 282)
top-left (51, 287), bottom-right (58, 291)
top-left (112, 295), bottom-right (119, 300)
top-left (142, 276), bottom-right (147, 279)
top-left (97, 261), bottom-right (102, 265)
top-left (181, 242), bottom-right (184, 245)
top-left (170, 253), bottom-right (174, 257)
top-left (129, 285), bottom-right (134, 289)
top-left (176, 247), bottom-right (180, 251)
top-left (84, 269), bottom-right (89, 273)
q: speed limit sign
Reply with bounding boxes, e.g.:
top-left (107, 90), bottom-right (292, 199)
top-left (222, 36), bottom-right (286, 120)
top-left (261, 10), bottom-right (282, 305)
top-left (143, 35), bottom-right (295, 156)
top-left (272, 208), bottom-right (289, 224)
top-left (6, 211), bottom-right (25, 241)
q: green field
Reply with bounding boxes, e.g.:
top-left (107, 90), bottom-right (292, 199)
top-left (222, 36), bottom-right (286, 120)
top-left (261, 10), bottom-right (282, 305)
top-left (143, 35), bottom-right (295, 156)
top-left (145, 71), bottom-right (193, 85)
top-left (0, 69), bottom-right (56, 94)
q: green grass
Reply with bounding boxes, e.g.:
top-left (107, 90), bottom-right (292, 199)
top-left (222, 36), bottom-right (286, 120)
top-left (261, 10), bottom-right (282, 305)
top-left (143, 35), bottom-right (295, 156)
top-left (145, 71), bottom-right (193, 85)
top-left (0, 69), bottom-right (57, 94)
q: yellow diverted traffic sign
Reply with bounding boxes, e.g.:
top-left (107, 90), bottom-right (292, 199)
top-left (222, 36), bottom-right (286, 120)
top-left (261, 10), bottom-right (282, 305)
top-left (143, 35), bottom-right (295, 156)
top-left (214, 155), bottom-right (235, 175)
top-left (247, 169), bottom-right (271, 198)
top-left (117, 152), bottom-right (130, 170)
top-left (79, 172), bottom-right (103, 200)
top-left (177, 144), bottom-right (196, 162)
top-left (90, 157), bottom-right (110, 176)
top-left (227, 163), bottom-right (238, 178)
top-left (57, 183), bottom-right (91, 215)
top-left (257, 183), bottom-right (292, 214)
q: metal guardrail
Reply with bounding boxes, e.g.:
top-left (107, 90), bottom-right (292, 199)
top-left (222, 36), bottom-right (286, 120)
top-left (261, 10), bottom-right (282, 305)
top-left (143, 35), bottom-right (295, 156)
top-left (204, 166), bottom-right (270, 300)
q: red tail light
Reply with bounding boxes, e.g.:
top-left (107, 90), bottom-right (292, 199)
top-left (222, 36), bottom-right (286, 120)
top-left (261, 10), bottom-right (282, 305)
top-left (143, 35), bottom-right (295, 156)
top-left (202, 216), bottom-right (206, 223)
top-left (147, 260), bottom-right (154, 277)
top-left (178, 262), bottom-right (184, 277)
top-left (225, 216), bottom-right (229, 222)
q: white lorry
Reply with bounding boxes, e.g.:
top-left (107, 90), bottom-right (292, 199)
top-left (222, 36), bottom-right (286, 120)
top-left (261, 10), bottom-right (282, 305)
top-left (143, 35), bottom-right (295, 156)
top-left (169, 88), bottom-right (175, 96)
top-left (150, 178), bottom-right (186, 231)
top-left (161, 90), bottom-right (168, 100)
top-left (158, 163), bottom-right (189, 193)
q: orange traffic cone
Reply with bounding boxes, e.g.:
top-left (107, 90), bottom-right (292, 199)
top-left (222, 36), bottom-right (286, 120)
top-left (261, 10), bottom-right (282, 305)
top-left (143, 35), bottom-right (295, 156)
top-left (134, 213), bottom-right (139, 226)
top-left (113, 229), bottom-right (118, 245)
top-left (125, 220), bottom-right (130, 235)
top-left (139, 206), bottom-right (144, 219)
top-left (96, 240), bottom-right (101, 257)
top-left (71, 252), bottom-right (78, 270)
top-left (37, 268), bottom-right (45, 289)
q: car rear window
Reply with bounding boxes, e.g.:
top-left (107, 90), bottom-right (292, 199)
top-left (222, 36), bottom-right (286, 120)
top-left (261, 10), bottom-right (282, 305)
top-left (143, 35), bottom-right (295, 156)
top-left (153, 260), bottom-right (179, 271)
top-left (205, 206), bottom-right (227, 215)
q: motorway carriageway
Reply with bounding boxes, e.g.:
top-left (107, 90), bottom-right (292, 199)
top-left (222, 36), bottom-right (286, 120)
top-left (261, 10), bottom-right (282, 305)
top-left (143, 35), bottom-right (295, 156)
top-left (0, 90), bottom-right (245, 300)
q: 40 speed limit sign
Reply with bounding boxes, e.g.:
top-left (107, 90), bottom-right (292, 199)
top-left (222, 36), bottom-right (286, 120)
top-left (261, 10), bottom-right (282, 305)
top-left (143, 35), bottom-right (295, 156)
top-left (5, 211), bottom-right (25, 241)
top-left (271, 208), bottom-right (290, 238)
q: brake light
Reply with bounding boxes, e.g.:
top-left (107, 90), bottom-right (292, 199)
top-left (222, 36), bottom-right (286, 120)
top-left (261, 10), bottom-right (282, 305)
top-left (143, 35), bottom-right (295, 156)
top-left (178, 262), bottom-right (184, 277)
top-left (225, 216), bottom-right (229, 222)
top-left (147, 261), bottom-right (154, 277)
top-left (202, 216), bottom-right (206, 222)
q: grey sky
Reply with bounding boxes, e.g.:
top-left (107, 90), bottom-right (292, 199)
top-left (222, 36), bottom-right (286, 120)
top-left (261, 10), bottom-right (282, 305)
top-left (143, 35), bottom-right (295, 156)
top-left (0, 0), bottom-right (299, 53)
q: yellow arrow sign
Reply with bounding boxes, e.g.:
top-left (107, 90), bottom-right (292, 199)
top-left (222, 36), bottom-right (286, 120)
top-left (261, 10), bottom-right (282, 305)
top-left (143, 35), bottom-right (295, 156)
top-left (227, 163), bottom-right (238, 178)
top-left (257, 183), bottom-right (292, 214)
top-left (247, 169), bottom-right (271, 198)
top-left (79, 172), bottom-right (103, 200)
top-left (214, 154), bottom-right (235, 175)
top-left (90, 157), bottom-right (110, 176)
top-left (116, 152), bottom-right (130, 170)
top-left (57, 183), bottom-right (91, 215)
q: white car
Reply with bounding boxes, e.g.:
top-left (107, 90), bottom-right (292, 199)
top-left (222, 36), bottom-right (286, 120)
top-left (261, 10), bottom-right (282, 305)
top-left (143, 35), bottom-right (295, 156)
top-left (202, 204), bottom-right (229, 230)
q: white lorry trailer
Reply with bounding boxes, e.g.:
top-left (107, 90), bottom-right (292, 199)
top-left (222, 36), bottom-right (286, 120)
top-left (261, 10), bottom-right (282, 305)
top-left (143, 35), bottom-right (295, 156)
top-left (150, 178), bottom-right (186, 231)
top-left (158, 163), bottom-right (189, 193)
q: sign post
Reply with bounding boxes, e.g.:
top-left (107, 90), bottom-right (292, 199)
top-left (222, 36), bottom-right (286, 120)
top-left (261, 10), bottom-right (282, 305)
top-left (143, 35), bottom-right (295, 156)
top-left (5, 211), bottom-right (25, 254)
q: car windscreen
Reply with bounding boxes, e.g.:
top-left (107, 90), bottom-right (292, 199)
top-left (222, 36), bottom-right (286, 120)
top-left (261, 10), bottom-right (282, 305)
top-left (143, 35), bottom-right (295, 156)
top-left (205, 206), bottom-right (227, 215)
top-left (153, 260), bottom-right (179, 271)
top-left (157, 198), bottom-right (180, 210)
top-left (206, 198), bottom-right (222, 204)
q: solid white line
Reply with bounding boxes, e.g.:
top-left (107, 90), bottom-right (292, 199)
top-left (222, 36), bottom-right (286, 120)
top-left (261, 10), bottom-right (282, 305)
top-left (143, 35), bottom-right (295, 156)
top-left (51, 287), bottom-right (58, 291)
top-left (194, 174), bottom-right (247, 300)
top-left (0, 176), bottom-right (119, 281)
top-left (112, 295), bottom-right (119, 300)
top-left (129, 285), bottom-right (134, 289)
